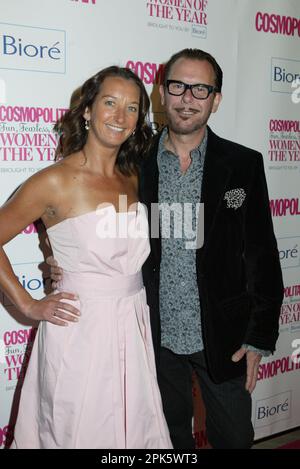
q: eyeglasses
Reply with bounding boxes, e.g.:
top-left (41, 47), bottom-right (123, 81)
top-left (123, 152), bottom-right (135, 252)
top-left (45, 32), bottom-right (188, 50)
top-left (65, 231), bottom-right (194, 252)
top-left (166, 80), bottom-right (219, 100)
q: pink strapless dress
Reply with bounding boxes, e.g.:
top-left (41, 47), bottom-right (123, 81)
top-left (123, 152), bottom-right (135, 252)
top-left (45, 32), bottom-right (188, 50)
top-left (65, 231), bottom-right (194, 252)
top-left (11, 204), bottom-right (172, 449)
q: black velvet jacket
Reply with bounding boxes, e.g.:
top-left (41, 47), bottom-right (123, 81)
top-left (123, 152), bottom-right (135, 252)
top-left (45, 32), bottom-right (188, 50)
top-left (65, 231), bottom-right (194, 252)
top-left (139, 127), bottom-right (284, 383)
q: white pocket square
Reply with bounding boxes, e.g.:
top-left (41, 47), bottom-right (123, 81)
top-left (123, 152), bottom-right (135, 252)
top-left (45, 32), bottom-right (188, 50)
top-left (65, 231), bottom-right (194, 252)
top-left (224, 188), bottom-right (246, 210)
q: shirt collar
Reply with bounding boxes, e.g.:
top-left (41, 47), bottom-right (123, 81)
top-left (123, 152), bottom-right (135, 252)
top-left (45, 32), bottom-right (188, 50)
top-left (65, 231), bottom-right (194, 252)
top-left (158, 126), bottom-right (208, 160)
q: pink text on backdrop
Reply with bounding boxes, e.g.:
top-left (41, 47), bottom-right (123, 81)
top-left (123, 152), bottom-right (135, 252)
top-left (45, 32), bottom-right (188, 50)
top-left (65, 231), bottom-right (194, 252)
top-left (126, 60), bottom-right (165, 85)
top-left (256, 12), bottom-right (300, 37)
top-left (146, 0), bottom-right (208, 24)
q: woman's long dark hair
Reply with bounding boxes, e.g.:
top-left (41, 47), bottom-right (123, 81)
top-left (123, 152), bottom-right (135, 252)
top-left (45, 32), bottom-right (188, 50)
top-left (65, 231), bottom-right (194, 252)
top-left (54, 66), bottom-right (153, 175)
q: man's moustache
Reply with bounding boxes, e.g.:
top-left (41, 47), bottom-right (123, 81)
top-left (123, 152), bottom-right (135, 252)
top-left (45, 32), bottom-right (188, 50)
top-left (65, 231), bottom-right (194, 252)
top-left (174, 107), bottom-right (199, 113)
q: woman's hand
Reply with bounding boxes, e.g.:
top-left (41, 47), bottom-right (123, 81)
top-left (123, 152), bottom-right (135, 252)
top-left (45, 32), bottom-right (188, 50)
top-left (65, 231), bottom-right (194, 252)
top-left (23, 292), bottom-right (80, 326)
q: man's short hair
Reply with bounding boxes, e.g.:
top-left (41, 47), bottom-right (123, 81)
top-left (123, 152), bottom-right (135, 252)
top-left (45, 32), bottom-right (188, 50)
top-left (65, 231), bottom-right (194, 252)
top-left (163, 48), bottom-right (223, 92)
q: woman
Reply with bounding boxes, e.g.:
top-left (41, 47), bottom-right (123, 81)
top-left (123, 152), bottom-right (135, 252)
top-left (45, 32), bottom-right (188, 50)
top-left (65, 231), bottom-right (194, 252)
top-left (0, 66), bottom-right (172, 449)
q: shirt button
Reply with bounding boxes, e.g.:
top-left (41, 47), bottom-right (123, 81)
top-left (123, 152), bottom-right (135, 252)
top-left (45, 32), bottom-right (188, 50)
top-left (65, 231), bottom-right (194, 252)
top-left (181, 281), bottom-right (186, 287)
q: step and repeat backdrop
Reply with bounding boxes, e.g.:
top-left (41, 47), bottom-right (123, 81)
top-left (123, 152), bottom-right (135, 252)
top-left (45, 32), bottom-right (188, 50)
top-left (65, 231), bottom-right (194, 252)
top-left (0, 0), bottom-right (300, 448)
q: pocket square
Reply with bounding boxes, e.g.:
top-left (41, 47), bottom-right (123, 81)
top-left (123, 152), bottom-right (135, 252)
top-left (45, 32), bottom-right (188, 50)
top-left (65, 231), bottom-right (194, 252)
top-left (224, 188), bottom-right (246, 210)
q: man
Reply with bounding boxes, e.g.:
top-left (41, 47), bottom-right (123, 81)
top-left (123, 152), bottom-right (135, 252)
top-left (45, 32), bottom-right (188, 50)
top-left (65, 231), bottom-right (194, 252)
top-left (138, 48), bottom-right (283, 449)
top-left (49, 49), bottom-right (283, 449)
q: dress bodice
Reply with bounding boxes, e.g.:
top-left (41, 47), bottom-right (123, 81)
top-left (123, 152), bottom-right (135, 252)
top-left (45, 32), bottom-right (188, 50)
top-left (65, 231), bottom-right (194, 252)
top-left (47, 203), bottom-right (150, 277)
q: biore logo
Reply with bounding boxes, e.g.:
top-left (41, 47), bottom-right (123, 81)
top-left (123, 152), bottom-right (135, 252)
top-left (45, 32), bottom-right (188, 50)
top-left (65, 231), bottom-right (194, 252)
top-left (17, 274), bottom-right (43, 291)
top-left (0, 23), bottom-right (66, 74)
top-left (126, 60), bottom-right (165, 85)
top-left (270, 198), bottom-right (300, 217)
top-left (254, 392), bottom-right (291, 428)
top-left (255, 12), bottom-right (300, 37)
top-left (146, 0), bottom-right (208, 26)
top-left (277, 237), bottom-right (300, 269)
top-left (271, 57), bottom-right (300, 94)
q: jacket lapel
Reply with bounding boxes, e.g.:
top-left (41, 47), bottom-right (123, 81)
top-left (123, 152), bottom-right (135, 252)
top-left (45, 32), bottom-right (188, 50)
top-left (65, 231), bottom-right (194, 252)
top-left (200, 127), bottom-right (232, 247)
top-left (139, 128), bottom-right (232, 264)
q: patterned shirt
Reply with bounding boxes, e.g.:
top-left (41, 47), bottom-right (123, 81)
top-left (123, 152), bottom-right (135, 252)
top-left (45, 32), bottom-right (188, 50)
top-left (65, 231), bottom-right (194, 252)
top-left (157, 128), bottom-right (270, 358)
top-left (158, 127), bottom-right (207, 354)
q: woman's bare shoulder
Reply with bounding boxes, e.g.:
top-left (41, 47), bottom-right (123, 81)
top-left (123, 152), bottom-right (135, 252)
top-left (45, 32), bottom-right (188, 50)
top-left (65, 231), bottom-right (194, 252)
top-left (25, 152), bottom-right (81, 189)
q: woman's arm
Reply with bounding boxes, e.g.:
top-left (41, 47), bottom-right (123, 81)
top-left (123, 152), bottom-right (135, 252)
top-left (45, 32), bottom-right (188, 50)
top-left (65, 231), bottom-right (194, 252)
top-left (0, 171), bottom-right (80, 326)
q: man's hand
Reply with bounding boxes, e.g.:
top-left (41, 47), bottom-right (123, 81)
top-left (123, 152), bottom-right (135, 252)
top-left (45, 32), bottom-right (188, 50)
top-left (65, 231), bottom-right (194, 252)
top-left (231, 347), bottom-right (262, 393)
top-left (46, 255), bottom-right (63, 289)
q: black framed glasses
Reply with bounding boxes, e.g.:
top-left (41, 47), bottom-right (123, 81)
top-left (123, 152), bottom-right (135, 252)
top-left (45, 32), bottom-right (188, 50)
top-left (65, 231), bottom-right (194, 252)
top-left (166, 80), bottom-right (219, 100)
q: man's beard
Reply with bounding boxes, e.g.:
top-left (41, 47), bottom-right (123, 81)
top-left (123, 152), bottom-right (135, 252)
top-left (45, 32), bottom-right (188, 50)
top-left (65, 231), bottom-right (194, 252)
top-left (165, 107), bottom-right (209, 135)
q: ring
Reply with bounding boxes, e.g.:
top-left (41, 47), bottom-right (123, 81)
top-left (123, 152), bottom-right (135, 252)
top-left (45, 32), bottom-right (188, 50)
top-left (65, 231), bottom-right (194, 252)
top-left (53, 309), bottom-right (58, 317)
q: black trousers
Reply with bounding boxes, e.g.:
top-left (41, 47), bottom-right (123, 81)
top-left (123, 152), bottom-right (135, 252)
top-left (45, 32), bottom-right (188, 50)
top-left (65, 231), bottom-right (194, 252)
top-left (157, 347), bottom-right (254, 449)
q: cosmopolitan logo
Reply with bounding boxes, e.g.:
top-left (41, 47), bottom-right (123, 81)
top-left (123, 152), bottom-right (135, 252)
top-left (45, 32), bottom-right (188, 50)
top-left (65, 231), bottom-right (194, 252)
top-left (280, 285), bottom-right (300, 330)
top-left (255, 12), bottom-right (300, 37)
top-left (146, 0), bottom-right (208, 25)
top-left (271, 57), bottom-right (300, 94)
top-left (0, 23), bottom-right (66, 74)
top-left (3, 328), bottom-right (37, 346)
top-left (284, 284), bottom-right (300, 298)
top-left (3, 327), bottom-right (37, 382)
top-left (277, 237), bottom-right (300, 269)
top-left (270, 198), bottom-right (300, 217)
top-left (0, 105), bottom-right (66, 163)
top-left (0, 128), bottom-right (58, 162)
top-left (0, 105), bottom-right (67, 123)
top-left (254, 392), bottom-right (292, 428)
top-left (269, 120), bottom-right (300, 133)
top-left (280, 301), bottom-right (300, 328)
top-left (126, 60), bottom-right (165, 85)
top-left (258, 357), bottom-right (300, 380)
top-left (269, 139), bottom-right (300, 163)
top-left (268, 119), bottom-right (300, 165)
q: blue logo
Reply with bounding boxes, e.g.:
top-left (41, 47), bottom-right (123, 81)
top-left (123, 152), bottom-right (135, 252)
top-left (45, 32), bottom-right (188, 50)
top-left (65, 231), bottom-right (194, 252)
top-left (191, 24), bottom-right (207, 39)
top-left (0, 23), bottom-right (66, 74)
top-left (271, 57), bottom-right (300, 94)
top-left (278, 237), bottom-right (300, 269)
top-left (254, 391), bottom-right (292, 428)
